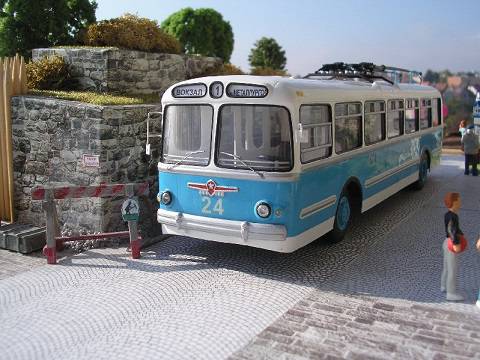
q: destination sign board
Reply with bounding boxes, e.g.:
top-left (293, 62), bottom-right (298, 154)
top-left (226, 83), bottom-right (268, 98)
top-left (172, 83), bottom-right (207, 98)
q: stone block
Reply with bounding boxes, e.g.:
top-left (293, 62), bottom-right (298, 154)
top-left (12, 96), bottom-right (161, 235)
top-left (0, 224), bottom-right (46, 253)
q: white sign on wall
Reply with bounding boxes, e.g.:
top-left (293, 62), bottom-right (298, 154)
top-left (82, 154), bottom-right (100, 168)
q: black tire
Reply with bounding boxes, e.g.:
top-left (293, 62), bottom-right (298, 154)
top-left (327, 189), bottom-right (352, 243)
top-left (412, 152), bottom-right (429, 190)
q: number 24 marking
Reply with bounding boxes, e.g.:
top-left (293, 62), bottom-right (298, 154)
top-left (201, 197), bottom-right (224, 215)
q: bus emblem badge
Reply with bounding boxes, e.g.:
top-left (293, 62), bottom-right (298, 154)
top-left (187, 180), bottom-right (239, 197)
top-left (206, 180), bottom-right (216, 196)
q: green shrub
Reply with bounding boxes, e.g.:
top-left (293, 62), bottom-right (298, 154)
top-left (217, 63), bottom-right (244, 75)
top-left (193, 63), bottom-right (245, 78)
top-left (249, 37), bottom-right (287, 71)
top-left (250, 67), bottom-right (288, 76)
top-left (83, 14), bottom-right (181, 54)
top-left (26, 56), bottom-right (71, 90)
top-left (162, 8), bottom-right (234, 62)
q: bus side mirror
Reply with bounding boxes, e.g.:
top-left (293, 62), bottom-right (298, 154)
top-left (146, 111), bottom-right (162, 156)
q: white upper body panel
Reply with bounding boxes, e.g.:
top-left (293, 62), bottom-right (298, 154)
top-left (161, 75), bottom-right (440, 111)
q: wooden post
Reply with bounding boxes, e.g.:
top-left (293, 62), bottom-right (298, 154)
top-left (126, 184), bottom-right (140, 259)
top-left (19, 56), bottom-right (28, 94)
top-left (0, 60), bottom-right (6, 221)
top-left (42, 189), bottom-right (57, 264)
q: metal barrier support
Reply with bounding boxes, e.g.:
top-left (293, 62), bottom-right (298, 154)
top-left (32, 182), bottom-right (148, 264)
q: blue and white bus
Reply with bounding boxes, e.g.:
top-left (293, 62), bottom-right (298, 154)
top-left (155, 63), bottom-right (442, 252)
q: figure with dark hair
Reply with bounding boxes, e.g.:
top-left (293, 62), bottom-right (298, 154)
top-left (441, 192), bottom-right (465, 301)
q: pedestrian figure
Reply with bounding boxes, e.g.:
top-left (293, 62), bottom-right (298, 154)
top-left (461, 125), bottom-right (479, 176)
top-left (459, 120), bottom-right (467, 139)
top-left (441, 192), bottom-right (466, 301)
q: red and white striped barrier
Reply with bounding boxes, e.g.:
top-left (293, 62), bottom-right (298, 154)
top-left (31, 182), bottom-right (149, 200)
top-left (31, 183), bottom-right (148, 264)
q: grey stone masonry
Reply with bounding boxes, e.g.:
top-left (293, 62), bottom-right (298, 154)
top-left (32, 48), bottom-right (222, 95)
top-left (11, 95), bottom-right (162, 236)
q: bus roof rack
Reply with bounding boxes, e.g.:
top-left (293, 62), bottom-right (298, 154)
top-left (304, 62), bottom-right (422, 85)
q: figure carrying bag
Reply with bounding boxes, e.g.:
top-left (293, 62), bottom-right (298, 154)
top-left (447, 234), bottom-right (468, 253)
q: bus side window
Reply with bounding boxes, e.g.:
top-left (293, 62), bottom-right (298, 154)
top-left (405, 99), bottom-right (419, 134)
top-left (431, 98), bottom-right (440, 126)
top-left (387, 99), bottom-right (404, 138)
top-left (334, 102), bottom-right (362, 154)
top-left (299, 105), bottom-right (332, 163)
top-left (364, 100), bottom-right (386, 145)
top-left (420, 98), bottom-right (432, 129)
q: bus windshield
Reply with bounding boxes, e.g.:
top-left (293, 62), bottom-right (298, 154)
top-left (216, 105), bottom-right (292, 171)
top-left (162, 105), bottom-right (213, 166)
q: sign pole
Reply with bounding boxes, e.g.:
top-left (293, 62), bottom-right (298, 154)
top-left (125, 184), bottom-right (140, 259)
top-left (42, 189), bottom-right (57, 264)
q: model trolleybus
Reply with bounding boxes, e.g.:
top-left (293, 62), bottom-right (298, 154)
top-left (153, 63), bottom-right (442, 252)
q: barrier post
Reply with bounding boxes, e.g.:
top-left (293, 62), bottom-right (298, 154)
top-left (126, 184), bottom-right (141, 259)
top-left (42, 189), bottom-right (57, 264)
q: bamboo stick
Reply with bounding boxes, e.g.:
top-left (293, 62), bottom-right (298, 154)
top-left (20, 56), bottom-right (28, 93)
top-left (4, 59), bottom-right (15, 221)
top-left (0, 56), bottom-right (28, 222)
top-left (0, 59), bottom-right (8, 220)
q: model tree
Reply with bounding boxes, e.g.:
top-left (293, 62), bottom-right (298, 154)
top-left (161, 7), bottom-right (234, 63)
top-left (0, 0), bottom-right (97, 58)
top-left (248, 37), bottom-right (286, 71)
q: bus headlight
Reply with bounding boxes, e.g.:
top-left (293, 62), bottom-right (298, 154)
top-left (256, 203), bottom-right (271, 218)
top-left (160, 191), bottom-right (172, 205)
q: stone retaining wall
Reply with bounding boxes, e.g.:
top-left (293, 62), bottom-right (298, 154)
top-left (12, 95), bottom-right (162, 236)
top-left (33, 48), bottom-right (222, 95)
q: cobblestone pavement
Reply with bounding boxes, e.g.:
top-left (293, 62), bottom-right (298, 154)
top-left (0, 154), bottom-right (479, 359)
top-left (0, 248), bottom-right (44, 280)
top-left (231, 155), bottom-right (480, 359)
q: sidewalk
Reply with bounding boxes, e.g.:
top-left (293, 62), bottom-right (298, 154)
top-left (0, 154), bottom-right (479, 360)
top-left (232, 154), bottom-right (480, 359)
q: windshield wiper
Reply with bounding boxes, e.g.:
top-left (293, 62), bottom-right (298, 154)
top-left (167, 150), bottom-right (206, 170)
top-left (220, 152), bottom-right (264, 178)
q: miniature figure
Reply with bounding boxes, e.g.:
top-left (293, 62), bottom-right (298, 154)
top-left (441, 192), bottom-right (466, 301)
top-left (461, 124), bottom-right (479, 176)
top-left (459, 119), bottom-right (467, 139)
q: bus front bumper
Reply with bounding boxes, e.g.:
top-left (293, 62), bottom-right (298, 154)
top-left (157, 209), bottom-right (292, 252)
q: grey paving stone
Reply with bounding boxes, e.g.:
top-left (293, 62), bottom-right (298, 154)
top-left (233, 155), bottom-right (480, 360)
top-left (1, 154), bottom-right (480, 360)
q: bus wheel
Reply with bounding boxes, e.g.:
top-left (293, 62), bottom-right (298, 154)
top-left (412, 152), bottom-right (429, 190)
top-left (328, 191), bottom-right (352, 243)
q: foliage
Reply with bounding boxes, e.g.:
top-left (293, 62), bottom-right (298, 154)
top-left (0, 0), bottom-right (97, 58)
top-left (161, 7), bottom-right (234, 62)
top-left (26, 56), bottom-right (71, 90)
top-left (218, 63), bottom-right (244, 75)
top-left (423, 69), bottom-right (439, 83)
top-left (193, 63), bottom-right (244, 78)
top-left (422, 69), bottom-right (454, 84)
top-left (29, 89), bottom-right (159, 105)
top-left (248, 37), bottom-right (286, 71)
top-left (444, 95), bottom-right (475, 134)
top-left (83, 14), bottom-right (181, 54)
top-left (250, 67), bottom-right (288, 76)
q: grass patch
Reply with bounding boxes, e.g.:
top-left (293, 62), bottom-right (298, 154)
top-left (52, 45), bottom-right (119, 50)
top-left (29, 89), bottom-right (160, 105)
